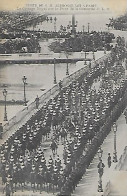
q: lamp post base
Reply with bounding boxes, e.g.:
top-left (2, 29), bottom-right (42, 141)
top-left (113, 151), bottom-right (117, 163)
top-left (4, 114), bottom-right (8, 121)
top-left (98, 178), bottom-right (103, 192)
top-left (98, 185), bottom-right (103, 192)
top-left (84, 60), bottom-right (87, 65)
top-left (24, 102), bottom-right (27, 106)
top-left (54, 79), bottom-right (57, 84)
top-left (66, 70), bottom-right (69, 75)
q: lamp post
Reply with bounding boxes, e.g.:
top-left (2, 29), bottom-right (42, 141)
top-left (88, 23), bottom-right (90, 33)
top-left (22, 76), bottom-right (27, 106)
top-left (84, 45), bottom-right (87, 65)
top-left (82, 25), bottom-right (85, 33)
top-left (66, 55), bottom-right (69, 76)
top-left (54, 58), bottom-right (57, 84)
top-left (104, 48), bottom-right (106, 54)
top-left (65, 46), bottom-right (70, 76)
top-left (54, 17), bottom-right (57, 32)
top-left (92, 41), bottom-right (95, 60)
top-left (84, 51), bottom-right (87, 65)
top-left (113, 123), bottom-right (117, 163)
top-left (66, 54), bottom-right (69, 76)
top-left (97, 147), bottom-right (104, 192)
top-left (3, 89), bottom-right (8, 121)
top-left (104, 41), bottom-right (107, 54)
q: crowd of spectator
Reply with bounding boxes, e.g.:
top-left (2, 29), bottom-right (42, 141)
top-left (0, 11), bottom-right (44, 31)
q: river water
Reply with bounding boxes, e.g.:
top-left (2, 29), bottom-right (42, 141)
top-left (28, 13), bottom-right (114, 32)
top-left (0, 12), bottom-right (119, 123)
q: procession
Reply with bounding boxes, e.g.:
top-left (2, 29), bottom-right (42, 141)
top-left (0, 2), bottom-right (127, 196)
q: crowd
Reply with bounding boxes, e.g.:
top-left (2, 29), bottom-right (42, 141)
top-left (0, 11), bottom-right (45, 32)
top-left (0, 36), bottom-right (127, 195)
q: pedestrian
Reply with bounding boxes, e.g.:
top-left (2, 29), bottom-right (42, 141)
top-left (107, 153), bottom-right (111, 168)
top-left (97, 159), bottom-right (105, 178)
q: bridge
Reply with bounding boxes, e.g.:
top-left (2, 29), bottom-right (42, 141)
top-left (0, 52), bottom-right (93, 64)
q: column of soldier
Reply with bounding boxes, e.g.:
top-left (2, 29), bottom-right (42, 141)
top-left (0, 37), bottom-right (126, 195)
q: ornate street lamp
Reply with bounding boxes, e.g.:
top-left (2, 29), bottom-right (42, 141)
top-left (82, 25), bottom-right (85, 33)
top-left (65, 46), bottom-right (70, 76)
top-left (84, 51), bottom-right (87, 65)
top-left (88, 23), bottom-right (90, 33)
top-left (22, 76), bottom-right (27, 106)
top-left (84, 45), bottom-right (87, 65)
top-left (65, 52), bottom-right (69, 76)
top-left (104, 43), bottom-right (107, 54)
top-left (97, 147), bottom-right (104, 192)
top-left (3, 89), bottom-right (8, 121)
top-left (54, 58), bottom-right (57, 84)
top-left (113, 123), bottom-right (117, 163)
top-left (54, 17), bottom-right (57, 32)
top-left (54, 22), bottom-right (56, 32)
top-left (92, 41), bottom-right (95, 60)
top-left (66, 54), bottom-right (69, 76)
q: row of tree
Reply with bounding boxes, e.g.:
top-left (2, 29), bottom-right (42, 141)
top-left (49, 31), bottom-right (115, 53)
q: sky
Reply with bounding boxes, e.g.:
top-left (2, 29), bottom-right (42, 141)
top-left (0, 0), bottom-right (126, 17)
